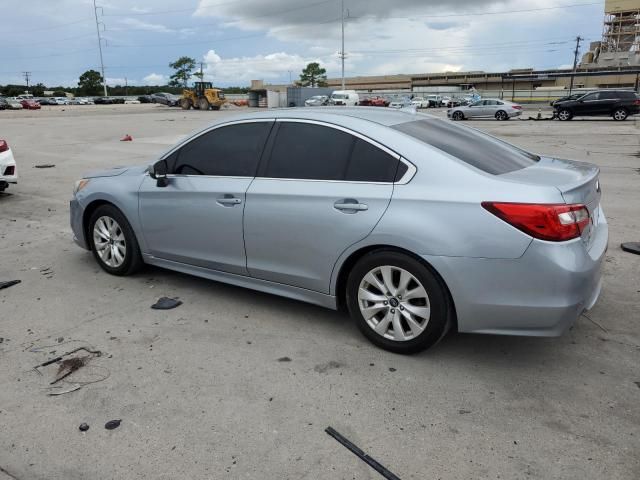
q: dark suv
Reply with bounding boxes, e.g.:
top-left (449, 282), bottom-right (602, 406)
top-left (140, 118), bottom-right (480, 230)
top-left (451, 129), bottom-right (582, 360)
top-left (554, 90), bottom-right (640, 121)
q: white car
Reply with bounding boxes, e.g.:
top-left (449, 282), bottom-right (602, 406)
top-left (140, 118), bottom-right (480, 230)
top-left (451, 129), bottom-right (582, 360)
top-left (389, 97), bottom-right (412, 109)
top-left (447, 98), bottom-right (523, 121)
top-left (55, 97), bottom-right (70, 105)
top-left (410, 97), bottom-right (430, 108)
top-left (0, 139), bottom-right (17, 192)
top-left (124, 98), bottom-right (141, 104)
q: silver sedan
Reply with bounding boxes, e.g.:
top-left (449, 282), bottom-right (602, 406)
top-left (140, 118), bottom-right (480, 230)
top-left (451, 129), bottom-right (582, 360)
top-left (448, 98), bottom-right (523, 120)
top-left (70, 108), bottom-right (606, 353)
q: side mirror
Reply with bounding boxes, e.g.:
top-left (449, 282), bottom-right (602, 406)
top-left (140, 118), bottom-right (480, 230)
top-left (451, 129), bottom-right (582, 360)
top-left (149, 159), bottom-right (169, 187)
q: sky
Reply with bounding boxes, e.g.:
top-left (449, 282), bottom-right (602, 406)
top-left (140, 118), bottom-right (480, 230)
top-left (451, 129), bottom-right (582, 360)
top-left (0, 0), bottom-right (605, 88)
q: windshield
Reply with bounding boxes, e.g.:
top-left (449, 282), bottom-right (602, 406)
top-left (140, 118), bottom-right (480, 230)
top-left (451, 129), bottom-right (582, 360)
top-left (332, 94), bottom-right (347, 99)
top-left (392, 118), bottom-right (540, 175)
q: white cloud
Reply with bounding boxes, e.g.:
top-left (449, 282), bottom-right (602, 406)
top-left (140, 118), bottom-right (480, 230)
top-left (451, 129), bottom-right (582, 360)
top-left (118, 17), bottom-right (174, 33)
top-left (106, 77), bottom-right (128, 86)
top-left (202, 49), bottom-right (342, 84)
top-left (143, 73), bottom-right (167, 85)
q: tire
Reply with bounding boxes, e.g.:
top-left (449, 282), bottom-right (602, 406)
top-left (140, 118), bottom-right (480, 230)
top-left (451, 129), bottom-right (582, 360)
top-left (88, 204), bottom-right (142, 276)
top-left (495, 110), bottom-right (508, 121)
top-left (612, 108), bottom-right (628, 121)
top-left (197, 97), bottom-right (210, 111)
top-left (346, 250), bottom-right (451, 354)
top-left (452, 111), bottom-right (464, 121)
top-left (557, 109), bottom-right (572, 121)
top-left (180, 98), bottom-right (191, 110)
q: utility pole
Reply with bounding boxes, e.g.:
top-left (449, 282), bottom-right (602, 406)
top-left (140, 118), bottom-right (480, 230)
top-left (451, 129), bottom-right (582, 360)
top-left (569, 36), bottom-right (582, 94)
top-left (93, 0), bottom-right (108, 96)
top-left (22, 71), bottom-right (31, 94)
top-left (340, 0), bottom-right (345, 90)
top-left (288, 70), bottom-right (292, 85)
top-left (125, 77), bottom-right (128, 97)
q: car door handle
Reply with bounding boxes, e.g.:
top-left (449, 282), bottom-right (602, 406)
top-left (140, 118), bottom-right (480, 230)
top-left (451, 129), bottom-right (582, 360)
top-left (334, 200), bottom-right (368, 212)
top-left (216, 196), bottom-right (242, 206)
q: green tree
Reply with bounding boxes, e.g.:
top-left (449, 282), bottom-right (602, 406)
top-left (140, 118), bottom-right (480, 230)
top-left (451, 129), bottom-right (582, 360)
top-left (31, 83), bottom-right (46, 96)
top-left (298, 62), bottom-right (327, 87)
top-left (169, 56), bottom-right (196, 87)
top-left (77, 70), bottom-right (103, 96)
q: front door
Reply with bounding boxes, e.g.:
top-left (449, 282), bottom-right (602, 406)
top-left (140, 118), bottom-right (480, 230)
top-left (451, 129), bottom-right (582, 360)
top-left (244, 120), bottom-right (403, 293)
top-left (138, 120), bottom-right (273, 274)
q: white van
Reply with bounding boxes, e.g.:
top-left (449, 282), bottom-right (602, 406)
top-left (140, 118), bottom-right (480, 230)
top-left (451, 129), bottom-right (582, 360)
top-left (330, 90), bottom-right (359, 106)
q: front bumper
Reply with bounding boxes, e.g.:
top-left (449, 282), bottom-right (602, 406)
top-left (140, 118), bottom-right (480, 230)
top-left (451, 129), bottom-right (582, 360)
top-left (425, 209), bottom-right (608, 336)
top-left (70, 198), bottom-right (89, 250)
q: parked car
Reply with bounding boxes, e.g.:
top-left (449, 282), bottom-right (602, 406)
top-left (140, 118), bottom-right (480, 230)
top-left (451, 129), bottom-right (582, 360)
top-left (20, 99), bottom-right (41, 110)
top-left (554, 90), bottom-right (640, 121)
top-left (124, 98), bottom-right (141, 104)
top-left (69, 108), bottom-right (607, 353)
top-left (94, 97), bottom-right (114, 105)
top-left (410, 97), bottom-right (430, 108)
top-left (138, 95), bottom-right (153, 103)
top-left (0, 139), bottom-right (17, 192)
top-left (550, 93), bottom-right (585, 106)
top-left (38, 97), bottom-right (58, 105)
top-left (6, 99), bottom-right (23, 110)
top-left (329, 90), bottom-right (359, 106)
top-left (389, 96), bottom-right (412, 108)
top-left (359, 96), bottom-right (389, 107)
top-left (0, 97), bottom-right (8, 110)
top-left (54, 97), bottom-right (70, 105)
top-left (448, 99), bottom-right (522, 120)
top-left (150, 92), bottom-right (179, 106)
top-left (304, 95), bottom-right (329, 107)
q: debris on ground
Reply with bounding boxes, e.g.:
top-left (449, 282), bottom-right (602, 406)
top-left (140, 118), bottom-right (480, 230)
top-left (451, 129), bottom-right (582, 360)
top-left (388, 367), bottom-right (397, 372)
top-left (51, 356), bottom-right (89, 384)
top-left (105, 419), bottom-right (121, 430)
top-left (0, 280), bottom-right (21, 290)
top-left (79, 423), bottom-right (89, 432)
top-left (277, 356), bottom-right (292, 362)
top-left (314, 361), bottom-right (342, 373)
top-left (621, 242), bottom-right (640, 255)
top-left (325, 426), bottom-right (401, 480)
top-left (48, 384), bottom-right (82, 396)
top-left (120, 134), bottom-right (133, 141)
top-left (34, 164), bottom-right (55, 168)
top-left (151, 297), bottom-right (182, 310)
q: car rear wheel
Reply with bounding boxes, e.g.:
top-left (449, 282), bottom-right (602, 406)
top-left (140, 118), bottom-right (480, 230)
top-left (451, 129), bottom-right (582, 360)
top-left (346, 251), bottom-right (451, 354)
top-left (612, 108), bottom-right (628, 121)
top-left (89, 205), bottom-right (142, 276)
top-left (198, 98), bottom-right (210, 110)
top-left (452, 111), bottom-right (464, 121)
top-left (495, 110), bottom-right (508, 121)
top-left (557, 109), bottom-right (572, 121)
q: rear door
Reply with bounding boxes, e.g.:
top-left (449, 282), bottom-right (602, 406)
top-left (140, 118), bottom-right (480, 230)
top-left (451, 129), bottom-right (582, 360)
top-left (244, 120), bottom-right (405, 293)
top-left (138, 120), bottom-right (273, 274)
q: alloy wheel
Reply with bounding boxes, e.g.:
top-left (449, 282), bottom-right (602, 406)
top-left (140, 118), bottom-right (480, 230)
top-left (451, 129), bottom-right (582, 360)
top-left (558, 110), bottom-right (571, 121)
top-left (357, 266), bottom-right (431, 342)
top-left (93, 216), bottom-right (127, 268)
top-left (613, 109), bottom-right (627, 121)
top-left (452, 111), bottom-right (463, 120)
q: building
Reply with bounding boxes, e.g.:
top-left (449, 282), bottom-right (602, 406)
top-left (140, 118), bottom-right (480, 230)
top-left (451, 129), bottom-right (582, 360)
top-left (581, 0), bottom-right (640, 67)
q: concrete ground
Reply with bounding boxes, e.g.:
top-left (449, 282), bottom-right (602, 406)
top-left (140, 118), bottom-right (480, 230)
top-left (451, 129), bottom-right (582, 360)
top-left (0, 104), bottom-right (638, 480)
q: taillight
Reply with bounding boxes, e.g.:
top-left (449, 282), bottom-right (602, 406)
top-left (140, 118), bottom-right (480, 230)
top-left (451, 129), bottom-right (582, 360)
top-left (512, 105), bottom-right (523, 110)
top-left (633, 99), bottom-right (640, 105)
top-left (0, 140), bottom-right (8, 153)
top-left (482, 202), bottom-right (589, 242)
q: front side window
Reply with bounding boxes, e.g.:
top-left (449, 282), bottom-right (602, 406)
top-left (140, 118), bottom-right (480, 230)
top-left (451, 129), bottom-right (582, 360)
top-left (171, 122), bottom-right (272, 177)
top-left (581, 93), bottom-right (599, 101)
top-left (264, 122), bottom-right (402, 182)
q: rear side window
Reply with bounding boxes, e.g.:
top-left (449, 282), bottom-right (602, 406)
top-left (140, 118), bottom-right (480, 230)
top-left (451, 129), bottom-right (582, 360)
top-left (392, 119), bottom-right (539, 175)
top-left (265, 122), bottom-right (402, 182)
top-left (599, 92), bottom-right (619, 100)
top-left (172, 122), bottom-right (272, 176)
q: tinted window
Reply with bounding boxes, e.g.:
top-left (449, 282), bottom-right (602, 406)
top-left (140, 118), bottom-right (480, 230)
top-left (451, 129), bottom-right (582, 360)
top-left (346, 139), bottom-right (400, 182)
top-left (266, 123), bottom-right (354, 180)
top-left (599, 92), bottom-right (619, 100)
top-left (392, 119), bottom-right (539, 175)
top-left (581, 93), bottom-right (599, 101)
top-left (173, 122), bottom-right (272, 176)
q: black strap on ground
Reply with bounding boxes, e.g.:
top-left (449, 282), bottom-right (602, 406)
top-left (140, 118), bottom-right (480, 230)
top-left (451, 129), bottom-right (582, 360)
top-left (325, 427), bottom-right (401, 480)
top-left (0, 280), bottom-right (21, 290)
top-left (621, 242), bottom-right (640, 255)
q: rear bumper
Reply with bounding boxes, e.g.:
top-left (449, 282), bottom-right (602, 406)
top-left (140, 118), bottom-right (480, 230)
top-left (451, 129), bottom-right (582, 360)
top-left (425, 209), bottom-right (608, 336)
top-left (70, 199), bottom-right (89, 250)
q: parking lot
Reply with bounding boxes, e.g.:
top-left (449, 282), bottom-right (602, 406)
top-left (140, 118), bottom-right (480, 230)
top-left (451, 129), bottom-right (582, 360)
top-left (0, 104), bottom-right (639, 479)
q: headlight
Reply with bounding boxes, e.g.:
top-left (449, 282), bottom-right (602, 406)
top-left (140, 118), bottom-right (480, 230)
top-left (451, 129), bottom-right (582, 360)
top-left (74, 179), bottom-right (90, 194)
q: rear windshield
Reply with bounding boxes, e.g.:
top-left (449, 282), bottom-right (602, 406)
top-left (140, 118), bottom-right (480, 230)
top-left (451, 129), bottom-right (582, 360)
top-left (392, 119), bottom-right (539, 174)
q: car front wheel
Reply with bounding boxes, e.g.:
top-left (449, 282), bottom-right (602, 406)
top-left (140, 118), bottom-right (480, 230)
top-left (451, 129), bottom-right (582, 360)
top-left (557, 109), bottom-right (572, 121)
top-left (346, 251), bottom-right (451, 354)
top-left (89, 204), bottom-right (142, 276)
top-left (612, 108), bottom-right (628, 121)
top-left (452, 111), bottom-right (464, 121)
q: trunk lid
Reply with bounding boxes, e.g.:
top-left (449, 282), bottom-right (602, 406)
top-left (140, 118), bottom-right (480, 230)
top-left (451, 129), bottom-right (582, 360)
top-left (500, 157), bottom-right (602, 249)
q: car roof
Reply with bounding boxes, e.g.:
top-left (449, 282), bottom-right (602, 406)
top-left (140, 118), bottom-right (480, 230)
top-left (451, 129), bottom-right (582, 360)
top-left (231, 107), bottom-right (435, 127)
